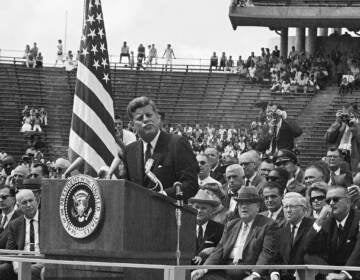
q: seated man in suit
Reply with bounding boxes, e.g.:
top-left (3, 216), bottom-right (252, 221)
top-left (305, 186), bottom-right (360, 280)
top-left (0, 185), bottom-right (22, 249)
top-left (191, 186), bottom-right (279, 280)
top-left (197, 154), bottom-right (222, 189)
top-left (0, 189), bottom-right (43, 280)
top-left (205, 147), bottom-right (226, 184)
top-left (258, 158), bottom-right (274, 180)
top-left (189, 189), bottom-right (225, 265)
top-left (260, 182), bottom-right (286, 227)
top-left (271, 192), bottom-right (314, 280)
top-left (273, 149), bottom-right (306, 195)
top-left (121, 96), bottom-right (199, 200)
top-left (238, 151), bottom-right (266, 193)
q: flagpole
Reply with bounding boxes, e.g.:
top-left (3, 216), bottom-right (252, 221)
top-left (64, 10), bottom-right (68, 54)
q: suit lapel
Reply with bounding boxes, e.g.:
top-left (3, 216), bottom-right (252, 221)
top-left (224, 221), bottom-right (242, 257)
top-left (151, 131), bottom-right (167, 172)
top-left (293, 219), bottom-right (305, 246)
top-left (135, 140), bottom-right (145, 186)
top-left (243, 216), bottom-right (259, 251)
top-left (19, 217), bottom-right (26, 250)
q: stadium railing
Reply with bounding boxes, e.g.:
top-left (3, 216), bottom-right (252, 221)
top-left (235, 0), bottom-right (360, 7)
top-left (0, 250), bottom-right (359, 280)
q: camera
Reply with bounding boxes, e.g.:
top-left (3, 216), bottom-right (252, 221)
top-left (340, 113), bottom-right (355, 127)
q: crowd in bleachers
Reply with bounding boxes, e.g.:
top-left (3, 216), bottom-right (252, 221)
top-left (20, 105), bottom-right (48, 133)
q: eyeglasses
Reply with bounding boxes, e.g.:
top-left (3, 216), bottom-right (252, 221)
top-left (240, 162), bottom-right (254, 166)
top-left (29, 173), bottom-right (39, 178)
top-left (198, 161), bottom-right (207, 166)
top-left (264, 194), bottom-right (280, 200)
top-left (283, 205), bottom-right (302, 210)
top-left (275, 160), bottom-right (290, 166)
top-left (310, 195), bottom-right (326, 203)
top-left (267, 176), bottom-right (279, 182)
top-left (326, 196), bottom-right (346, 204)
top-left (0, 194), bottom-right (10, 200)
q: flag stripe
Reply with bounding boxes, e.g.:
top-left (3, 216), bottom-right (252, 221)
top-left (74, 80), bottom-right (115, 135)
top-left (70, 114), bottom-right (114, 166)
top-left (69, 130), bottom-right (107, 172)
top-left (76, 62), bottom-right (114, 118)
top-left (72, 94), bottom-right (118, 157)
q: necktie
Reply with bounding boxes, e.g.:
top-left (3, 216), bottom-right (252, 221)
top-left (245, 178), bottom-right (250, 186)
top-left (269, 212), bottom-right (274, 220)
top-left (0, 215), bottom-right (7, 231)
top-left (196, 225), bottom-right (204, 251)
top-left (144, 142), bottom-right (152, 164)
top-left (271, 123), bottom-right (278, 154)
top-left (330, 171), bottom-right (335, 185)
top-left (290, 224), bottom-right (297, 246)
top-left (337, 224), bottom-right (343, 248)
top-left (30, 219), bottom-right (35, 251)
top-left (233, 223), bottom-right (249, 264)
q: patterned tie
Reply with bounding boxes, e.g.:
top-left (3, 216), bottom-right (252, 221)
top-left (30, 219), bottom-right (35, 251)
top-left (233, 223), bottom-right (249, 264)
top-left (144, 142), bottom-right (152, 164)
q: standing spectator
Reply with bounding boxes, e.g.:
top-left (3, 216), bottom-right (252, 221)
top-left (129, 51), bottom-right (135, 69)
top-left (137, 43), bottom-right (146, 62)
top-left (39, 108), bottom-right (47, 126)
top-left (162, 44), bottom-right (176, 71)
top-left (219, 52), bottom-right (226, 71)
top-left (65, 50), bottom-right (75, 71)
top-left (55, 39), bottom-right (64, 66)
top-left (146, 44), bottom-right (158, 67)
top-left (226, 55), bottom-right (234, 72)
top-left (30, 42), bottom-right (38, 59)
top-left (32, 111), bottom-right (42, 132)
top-left (272, 45), bottom-right (280, 58)
top-left (209, 52), bottom-right (218, 71)
top-left (119, 41), bottom-right (130, 64)
top-left (35, 52), bottom-right (43, 68)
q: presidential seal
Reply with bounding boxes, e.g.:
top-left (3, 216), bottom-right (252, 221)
top-left (59, 174), bottom-right (103, 239)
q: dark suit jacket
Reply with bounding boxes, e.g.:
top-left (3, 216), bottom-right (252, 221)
top-left (0, 210), bottom-right (22, 249)
top-left (195, 220), bottom-right (224, 264)
top-left (6, 215), bottom-right (26, 250)
top-left (204, 214), bottom-right (279, 276)
top-left (250, 173), bottom-right (267, 195)
top-left (305, 209), bottom-right (360, 279)
top-left (257, 119), bottom-right (302, 152)
top-left (260, 209), bottom-right (286, 228)
top-left (124, 131), bottom-right (199, 200)
top-left (210, 164), bottom-right (226, 185)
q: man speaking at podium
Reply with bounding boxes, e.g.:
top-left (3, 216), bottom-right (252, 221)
top-left (121, 96), bottom-right (199, 200)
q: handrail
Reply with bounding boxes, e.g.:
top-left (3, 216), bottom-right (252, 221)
top-left (0, 251), bottom-right (359, 280)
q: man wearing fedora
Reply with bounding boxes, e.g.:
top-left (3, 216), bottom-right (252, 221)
top-left (189, 189), bottom-right (224, 265)
top-left (191, 186), bottom-right (279, 280)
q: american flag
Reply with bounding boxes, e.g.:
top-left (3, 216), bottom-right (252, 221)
top-left (69, 0), bottom-right (118, 176)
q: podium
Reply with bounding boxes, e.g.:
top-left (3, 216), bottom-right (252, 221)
top-left (40, 178), bottom-right (197, 279)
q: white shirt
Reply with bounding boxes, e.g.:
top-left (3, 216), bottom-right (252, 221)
top-left (290, 219), bottom-right (303, 242)
top-left (336, 212), bottom-right (349, 229)
top-left (142, 130), bottom-right (160, 162)
top-left (230, 220), bottom-right (254, 262)
top-left (268, 207), bottom-right (283, 221)
top-left (24, 211), bottom-right (40, 253)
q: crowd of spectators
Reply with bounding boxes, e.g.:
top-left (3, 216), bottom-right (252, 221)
top-left (23, 42), bottom-right (43, 68)
top-left (20, 106), bottom-right (48, 133)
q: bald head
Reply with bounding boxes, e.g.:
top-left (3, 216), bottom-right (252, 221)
top-left (16, 189), bottom-right (38, 219)
top-left (226, 164), bottom-right (244, 193)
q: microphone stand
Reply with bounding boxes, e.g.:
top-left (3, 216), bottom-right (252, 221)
top-left (174, 182), bottom-right (183, 266)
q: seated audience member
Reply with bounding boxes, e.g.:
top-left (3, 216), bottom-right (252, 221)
top-left (307, 181), bottom-right (329, 219)
top-left (119, 41), bottom-right (130, 64)
top-left (205, 147), bottom-right (226, 184)
top-left (305, 186), bottom-right (360, 280)
top-left (65, 50), bottom-right (75, 71)
top-left (271, 192), bottom-right (314, 280)
top-left (339, 72), bottom-right (355, 96)
top-left (219, 52), bottom-right (226, 71)
top-left (223, 164), bottom-right (245, 212)
top-left (189, 189), bottom-right (225, 265)
top-left (0, 189), bottom-right (44, 280)
top-left (325, 146), bottom-right (351, 185)
top-left (260, 181), bottom-right (286, 227)
top-left (0, 185), bottom-right (22, 249)
top-left (29, 162), bottom-right (49, 179)
top-left (238, 150), bottom-right (266, 193)
top-left (209, 52), bottom-right (218, 71)
top-left (53, 158), bottom-right (71, 179)
top-left (274, 150), bottom-right (306, 195)
top-left (2, 156), bottom-right (15, 176)
top-left (197, 154), bottom-right (221, 189)
top-left (258, 157), bottom-right (274, 180)
top-left (191, 186), bottom-right (279, 280)
top-left (35, 52), bottom-right (43, 68)
top-left (303, 161), bottom-right (330, 188)
top-left (267, 167), bottom-right (289, 193)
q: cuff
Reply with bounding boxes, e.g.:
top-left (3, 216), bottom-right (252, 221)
top-left (252, 271), bottom-right (261, 278)
top-left (341, 271), bottom-right (352, 279)
top-left (270, 271), bottom-right (280, 279)
top-left (313, 222), bottom-right (322, 232)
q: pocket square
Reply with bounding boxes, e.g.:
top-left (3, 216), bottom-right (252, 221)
top-left (205, 241), bottom-right (215, 244)
top-left (157, 165), bottom-right (163, 168)
top-left (346, 240), bottom-right (351, 243)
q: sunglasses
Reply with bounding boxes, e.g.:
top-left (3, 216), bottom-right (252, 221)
top-left (310, 195), bottom-right (326, 203)
top-left (198, 161), bottom-right (207, 166)
top-left (0, 194), bottom-right (10, 200)
top-left (240, 162), bottom-right (254, 166)
top-left (325, 196), bottom-right (345, 204)
top-left (29, 173), bottom-right (39, 178)
top-left (267, 176), bottom-right (279, 182)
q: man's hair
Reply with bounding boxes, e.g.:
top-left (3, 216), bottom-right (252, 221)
top-left (307, 161), bottom-right (330, 183)
top-left (328, 185), bottom-right (350, 199)
top-left (327, 146), bottom-right (341, 155)
top-left (261, 158), bottom-right (273, 164)
top-left (32, 162), bottom-right (49, 177)
top-left (0, 184), bottom-right (16, 197)
top-left (263, 181), bottom-right (284, 195)
top-left (126, 96), bottom-right (158, 120)
top-left (307, 181), bottom-right (329, 197)
top-left (16, 189), bottom-right (35, 204)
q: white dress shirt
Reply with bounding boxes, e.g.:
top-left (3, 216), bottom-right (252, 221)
top-left (142, 130), bottom-right (160, 163)
top-left (230, 219), bottom-right (254, 262)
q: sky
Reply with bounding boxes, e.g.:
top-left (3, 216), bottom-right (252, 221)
top-left (0, 0), bottom-right (286, 65)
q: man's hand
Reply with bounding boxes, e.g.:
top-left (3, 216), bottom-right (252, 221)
top-left (199, 247), bottom-right (215, 257)
top-left (192, 256), bottom-right (202, 265)
top-left (326, 272), bottom-right (348, 280)
top-left (348, 185), bottom-right (360, 197)
top-left (336, 110), bottom-right (343, 122)
top-left (316, 204), bottom-right (332, 226)
top-left (191, 269), bottom-right (207, 280)
top-left (243, 274), bottom-right (261, 280)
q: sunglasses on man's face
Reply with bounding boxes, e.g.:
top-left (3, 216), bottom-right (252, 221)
top-left (310, 195), bottom-right (326, 203)
top-left (0, 194), bottom-right (10, 200)
top-left (198, 161), bottom-right (207, 166)
top-left (267, 176), bottom-right (279, 182)
top-left (325, 196), bottom-right (346, 204)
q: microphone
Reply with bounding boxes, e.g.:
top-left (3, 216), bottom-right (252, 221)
top-left (174, 181), bottom-right (183, 207)
top-left (144, 159), bottom-right (165, 194)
